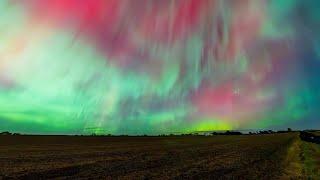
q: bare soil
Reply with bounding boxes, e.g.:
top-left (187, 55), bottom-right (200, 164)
top-left (0, 133), bottom-right (298, 179)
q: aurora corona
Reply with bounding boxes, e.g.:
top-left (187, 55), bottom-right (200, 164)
top-left (0, 0), bottom-right (319, 134)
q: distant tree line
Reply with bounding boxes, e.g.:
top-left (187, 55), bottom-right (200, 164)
top-left (0, 131), bottom-right (21, 136)
top-left (0, 128), bottom-right (298, 137)
top-left (87, 128), bottom-right (295, 136)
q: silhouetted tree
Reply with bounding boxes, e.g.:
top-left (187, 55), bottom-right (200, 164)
top-left (211, 132), bottom-right (218, 135)
top-left (0, 131), bottom-right (12, 135)
top-left (268, 130), bottom-right (274, 134)
top-left (224, 131), bottom-right (242, 135)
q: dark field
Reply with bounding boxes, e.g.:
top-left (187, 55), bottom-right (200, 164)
top-left (0, 133), bottom-right (318, 179)
top-left (313, 131), bottom-right (320, 136)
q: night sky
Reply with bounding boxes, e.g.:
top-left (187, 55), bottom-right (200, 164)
top-left (0, 0), bottom-right (319, 135)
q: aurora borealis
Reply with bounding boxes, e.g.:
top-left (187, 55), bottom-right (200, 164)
top-left (0, 0), bottom-right (319, 135)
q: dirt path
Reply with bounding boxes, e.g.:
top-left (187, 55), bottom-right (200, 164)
top-left (284, 132), bottom-right (320, 179)
top-left (300, 140), bottom-right (320, 178)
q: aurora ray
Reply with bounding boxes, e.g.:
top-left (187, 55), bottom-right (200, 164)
top-left (0, 0), bottom-right (319, 135)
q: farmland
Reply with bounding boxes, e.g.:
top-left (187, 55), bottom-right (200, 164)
top-left (312, 131), bottom-right (320, 136)
top-left (0, 133), bottom-right (318, 179)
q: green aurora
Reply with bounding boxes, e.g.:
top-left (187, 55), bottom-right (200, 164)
top-left (0, 0), bottom-right (319, 134)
